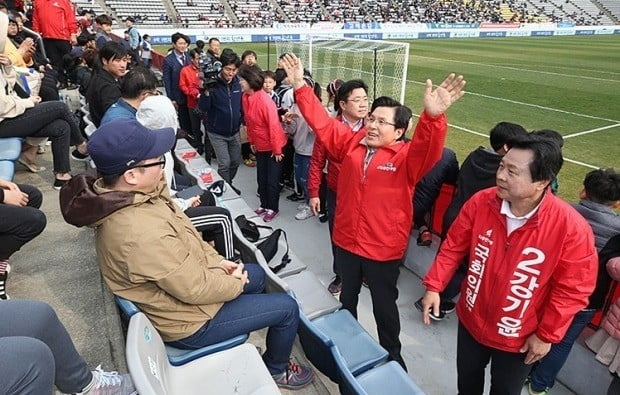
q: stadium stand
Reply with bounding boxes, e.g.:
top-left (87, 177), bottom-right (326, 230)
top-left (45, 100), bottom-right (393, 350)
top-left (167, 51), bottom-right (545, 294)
top-left (596, 0), bottom-right (620, 22)
top-left (104, 0), bottom-right (168, 25)
top-left (277, 0), bottom-right (330, 24)
top-left (171, 0), bottom-right (234, 28)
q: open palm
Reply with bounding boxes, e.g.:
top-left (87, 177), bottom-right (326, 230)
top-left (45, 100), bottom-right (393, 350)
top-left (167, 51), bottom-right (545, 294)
top-left (423, 73), bottom-right (466, 117)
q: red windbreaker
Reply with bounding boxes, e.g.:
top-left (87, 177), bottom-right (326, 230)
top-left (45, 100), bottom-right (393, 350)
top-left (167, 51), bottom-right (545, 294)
top-left (33, 0), bottom-right (78, 41)
top-left (243, 90), bottom-right (287, 154)
top-left (307, 115), bottom-right (363, 198)
top-left (295, 85), bottom-right (446, 261)
top-left (179, 64), bottom-right (201, 109)
top-left (423, 188), bottom-right (598, 351)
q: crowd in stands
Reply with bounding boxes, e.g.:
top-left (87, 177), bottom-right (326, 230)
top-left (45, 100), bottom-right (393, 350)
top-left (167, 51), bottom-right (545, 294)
top-left (1, 0), bottom-right (620, 394)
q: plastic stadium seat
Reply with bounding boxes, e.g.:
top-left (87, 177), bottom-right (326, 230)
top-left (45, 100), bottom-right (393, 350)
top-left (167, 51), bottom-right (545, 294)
top-left (284, 270), bottom-right (340, 319)
top-left (0, 137), bottom-right (22, 161)
top-left (115, 296), bottom-right (248, 366)
top-left (220, 197), bottom-right (260, 220)
top-left (298, 309), bottom-right (388, 382)
top-left (0, 161), bottom-right (15, 181)
top-left (126, 312), bottom-right (280, 395)
top-left (331, 346), bottom-right (425, 395)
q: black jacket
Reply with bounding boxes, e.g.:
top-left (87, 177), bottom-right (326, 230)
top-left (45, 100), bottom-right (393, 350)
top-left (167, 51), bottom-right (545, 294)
top-left (588, 234), bottom-right (620, 310)
top-left (413, 148), bottom-right (458, 225)
top-left (198, 75), bottom-right (242, 138)
top-left (86, 69), bottom-right (120, 127)
top-left (442, 146), bottom-right (501, 235)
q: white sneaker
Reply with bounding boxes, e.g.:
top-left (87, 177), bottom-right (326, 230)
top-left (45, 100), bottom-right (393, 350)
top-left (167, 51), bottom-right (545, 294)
top-left (78, 365), bottom-right (137, 395)
top-left (296, 203), bottom-right (307, 211)
top-left (295, 206), bottom-right (314, 220)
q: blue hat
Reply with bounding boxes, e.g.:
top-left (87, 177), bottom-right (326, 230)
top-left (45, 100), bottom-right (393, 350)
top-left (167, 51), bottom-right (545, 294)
top-left (88, 119), bottom-right (176, 175)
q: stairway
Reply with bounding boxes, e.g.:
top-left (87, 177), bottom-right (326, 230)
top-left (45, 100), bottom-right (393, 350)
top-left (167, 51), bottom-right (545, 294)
top-left (269, 0), bottom-right (291, 23)
top-left (219, 0), bottom-right (241, 26)
top-left (161, 0), bottom-right (182, 28)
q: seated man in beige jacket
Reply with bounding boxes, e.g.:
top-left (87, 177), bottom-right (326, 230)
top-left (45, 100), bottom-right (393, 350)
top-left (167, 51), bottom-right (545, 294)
top-left (60, 119), bottom-right (314, 390)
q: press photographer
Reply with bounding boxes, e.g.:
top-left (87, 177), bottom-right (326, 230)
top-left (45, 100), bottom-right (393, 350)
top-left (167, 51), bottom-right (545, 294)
top-left (198, 49), bottom-right (243, 190)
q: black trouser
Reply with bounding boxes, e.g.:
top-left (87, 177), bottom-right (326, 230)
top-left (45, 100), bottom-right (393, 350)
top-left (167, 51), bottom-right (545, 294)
top-left (336, 246), bottom-right (406, 371)
top-left (256, 151), bottom-right (283, 212)
top-left (188, 107), bottom-right (204, 148)
top-left (0, 101), bottom-right (83, 174)
top-left (279, 139), bottom-right (295, 186)
top-left (457, 323), bottom-right (530, 395)
top-left (241, 142), bottom-right (252, 160)
top-left (177, 102), bottom-right (191, 133)
top-left (326, 187), bottom-right (339, 277)
top-left (318, 173), bottom-right (328, 215)
top-left (0, 185), bottom-right (46, 260)
top-left (43, 38), bottom-right (71, 84)
top-left (441, 259), bottom-right (468, 300)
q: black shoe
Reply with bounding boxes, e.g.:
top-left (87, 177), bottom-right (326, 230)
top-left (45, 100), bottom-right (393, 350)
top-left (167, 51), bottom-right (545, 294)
top-left (230, 184), bottom-right (241, 195)
top-left (414, 297), bottom-right (446, 321)
top-left (71, 149), bottom-right (89, 161)
top-left (319, 213), bottom-right (328, 223)
top-left (53, 178), bottom-right (69, 190)
top-left (286, 192), bottom-right (304, 202)
top-left (440, 299), bottom-right (456, 314)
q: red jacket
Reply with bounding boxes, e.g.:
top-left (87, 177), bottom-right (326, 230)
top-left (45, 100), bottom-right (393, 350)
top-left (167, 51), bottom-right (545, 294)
top-left (33, 0), bottom-right (78, 41)
top-left (295, 85), bottom-right (446, 261)
top-left (179, 64), bottom-right (201, 109)
top-left (307, 115), bottom-right (363, 198)
top-left (242, 90), bottom-right (287, 154)
top-left (423, 188), bottom-right (598, 352)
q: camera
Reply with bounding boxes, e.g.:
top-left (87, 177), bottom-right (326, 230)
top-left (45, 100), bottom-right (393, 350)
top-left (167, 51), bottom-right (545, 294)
top-left (198, 53), bottom-right (222, 91)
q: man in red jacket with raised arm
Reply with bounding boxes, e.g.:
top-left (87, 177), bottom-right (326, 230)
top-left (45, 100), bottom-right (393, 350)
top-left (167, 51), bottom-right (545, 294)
top-left (421, 138), bottom-right (598, 395)
top-left (281, 53), bottom-right (465, 370)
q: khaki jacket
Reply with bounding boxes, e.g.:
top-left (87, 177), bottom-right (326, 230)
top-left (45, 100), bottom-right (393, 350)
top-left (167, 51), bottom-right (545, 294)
top-left (61, 173), bottom-right (244, 342)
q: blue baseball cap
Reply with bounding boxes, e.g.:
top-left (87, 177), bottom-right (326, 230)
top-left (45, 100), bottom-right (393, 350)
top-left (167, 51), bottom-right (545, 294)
top-left (88, 119), bottom-right (176, 175)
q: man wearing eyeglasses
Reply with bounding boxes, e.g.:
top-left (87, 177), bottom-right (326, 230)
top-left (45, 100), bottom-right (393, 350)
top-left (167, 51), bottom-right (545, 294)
top-left (281, 54), bottom-right (466, 371)
top-left (60, 119), bottom-right (314, 390)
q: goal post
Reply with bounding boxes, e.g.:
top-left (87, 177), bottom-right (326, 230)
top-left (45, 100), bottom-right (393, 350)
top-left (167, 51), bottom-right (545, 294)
top-left (275, 35), bottom-right (409, 103)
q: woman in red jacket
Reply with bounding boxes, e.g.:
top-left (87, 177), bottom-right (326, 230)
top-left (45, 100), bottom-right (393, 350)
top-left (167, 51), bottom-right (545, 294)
top-left (238, 65), bottom-right (287, 222)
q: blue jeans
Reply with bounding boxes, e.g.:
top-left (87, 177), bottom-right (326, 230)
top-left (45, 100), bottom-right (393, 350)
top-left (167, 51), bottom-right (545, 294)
top-left (294, 153), bottom-right (311, 203)
top-left (167, 264), bottom-right (299, 375)
top-left (529, 309), bottom-right (597, 391)
top-left (256, 151), bottom-right (283, 211)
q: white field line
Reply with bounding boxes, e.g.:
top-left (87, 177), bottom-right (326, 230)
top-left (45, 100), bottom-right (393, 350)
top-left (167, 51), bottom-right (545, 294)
top-left (312, 66), bottom-right (620, 123)
top-left (564, 123), bottom-right (620, 139)
top-left (412, 54), bottom-right (620, 83)
top-left (411, 114), bottom-right (600, 169)
top-left (487, 63), bottom-right (620, 77)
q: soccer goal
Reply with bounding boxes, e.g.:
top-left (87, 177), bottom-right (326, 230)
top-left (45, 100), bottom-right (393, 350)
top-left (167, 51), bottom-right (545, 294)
top-left (275, 35), bottom-right (409, 103)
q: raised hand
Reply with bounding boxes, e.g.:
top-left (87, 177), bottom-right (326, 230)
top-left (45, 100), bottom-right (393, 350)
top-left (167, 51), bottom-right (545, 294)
top-left (423, 73), bottom-right (466, 117)
top-left (279, 53), bottom-right (305, 89)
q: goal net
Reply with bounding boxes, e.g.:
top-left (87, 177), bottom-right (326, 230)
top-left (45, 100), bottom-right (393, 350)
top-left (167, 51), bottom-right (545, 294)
top-left (275, 35), bottom-right (409, 103)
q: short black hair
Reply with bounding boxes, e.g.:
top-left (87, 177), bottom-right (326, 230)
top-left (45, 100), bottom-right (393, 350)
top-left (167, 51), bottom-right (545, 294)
top-left (208, 37), bottom-right (220, 44)
top-left (336, 79), bottom-right (368, 113)
top-left (195, 40), bottom-right (205, 50)
top-left (189, 49), bottom-right (201, 60)
top-left (77, 33), bottom-right (95, 47)
top-left (530, 129), bottom-right (564, 148)
top-left (120, 67), bottom-right (158, 99)
top-left (583, 168), bottom-right (620, 205)
top-left (95, 14), bottom-right (112, 25)
top-left (370, 96), bottom-right (412, 138)
top-left (219, 50), bottom-right (241, 68)
top-left (143, 34), bottom-right (150, 40)
top-left (99, 41), bottom-right (127, 63)
top-left (262, 70), bottom-right (276, 81)
top-left (82, 48), bottom-right (98, 69)
top-left (509, 139), bottom-right (564, 184)
top-left (242, 50), bottom-right (257, 61)
top-left (171, 32), bottom-right (190, 45)
top-left (238, 65), bottom-right (264, 91)
top-left (274, 68), bottom-right (287, 86)
top-left (489, 122), bottom-right (528, 152)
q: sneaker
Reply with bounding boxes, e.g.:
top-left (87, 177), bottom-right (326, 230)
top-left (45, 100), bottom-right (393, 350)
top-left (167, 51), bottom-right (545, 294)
top-left (416, 229), bottom-right (433, 246)
top-left (53, 178), bottom-right (70, 190)
top-left (244, 158), bottom-right (256, 167)
top-left (319, 213), bottom-right (329, 223)
top-left (286, 192), bottom-right (305, 202)
top-left (527, 382), bottom-right (549, 395)
top-left (295, 206), bottom-right (314, 220)
top-left (263, 209), bottom-right (279, 222)
top-left (440, 299), bottom-right (456, 314)
top-left (272, 361), bottom-right (314, 390)
top-left (0, 261), bottom-right (9, 300)
top-left (78, 365), bottom-right (137, 395)
top-left (71, 149), bottom-right (90, 161)
top-left (327, 275), bottom-right (342, 295)
top-left (255, 207), bottom-right (267, 216)
top-left (414, 297), bottom-right (446, 321)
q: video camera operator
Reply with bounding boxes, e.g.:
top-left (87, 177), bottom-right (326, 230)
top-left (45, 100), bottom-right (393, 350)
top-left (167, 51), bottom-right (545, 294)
top-left (198, 49), bottom-right (242, 191)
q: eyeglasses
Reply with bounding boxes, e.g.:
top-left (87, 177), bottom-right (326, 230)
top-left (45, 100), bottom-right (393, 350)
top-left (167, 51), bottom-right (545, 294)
top-left (129, 156), bottom-right (166, 171)
top-left (366, 115), bottom-right (396, 127)
top-left (347, 97), bottom-right (369, 104)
